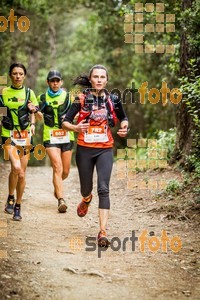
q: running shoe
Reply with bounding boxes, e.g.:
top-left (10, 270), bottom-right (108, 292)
top-left (77, 194), bottom-right (92, 217)
top-left (58, 198), bottom-right (67, 213)
top-left (97, 230), bottom-right (109, 247)
top-left (5, 196), bottom-right (15, 214)
top-left (13, 206), bottom-right (22, 221)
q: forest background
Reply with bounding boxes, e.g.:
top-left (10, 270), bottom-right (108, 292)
top-left (0, 0), bottom-right (199, 176)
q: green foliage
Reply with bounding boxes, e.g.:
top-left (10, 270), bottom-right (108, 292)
top-left (186, 154), bottom-right (200, 179)
top-left (156, 128), bottom-right (176, 160)
top-left (180, 0), bottom-right (200, 53)
top-left (166, 179), bottom-right (181, 194)
top-left (0, 0), bottom-right (199, 162)
top-left (180, 61), bottom-right (200, 175)
top-left (119, 0), bottom-right (182, 137)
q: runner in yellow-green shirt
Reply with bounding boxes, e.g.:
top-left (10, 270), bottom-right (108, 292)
top-left (0, 63), bottom-right (41, 221)
top-left (38, 70), bottom-right (74, 213)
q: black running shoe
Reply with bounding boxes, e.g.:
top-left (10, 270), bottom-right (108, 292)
top-left (13, 206), bottom-right (22, 221)
top-left (5, 196), bottom-right (15, 214)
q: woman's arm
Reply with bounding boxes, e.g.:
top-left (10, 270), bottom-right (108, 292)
top-left (62, 102), bottom-right (89, 133)
top-left (62, 120), bottom-right (89, 133)
top-left (30, 112), bottom-right (36, 135)
top-left (112, 95), bottom-right (129, 137)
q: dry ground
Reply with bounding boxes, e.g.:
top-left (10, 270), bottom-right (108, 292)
top-left (0, 161), bottom-right (199, 300)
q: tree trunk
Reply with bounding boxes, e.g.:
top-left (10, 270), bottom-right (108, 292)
top-left (170, 0), bottom-right (196, 167)
top-left (26, 49), bottom-right (40, 89)
top-left (48, 22), bottom-right (57, 68)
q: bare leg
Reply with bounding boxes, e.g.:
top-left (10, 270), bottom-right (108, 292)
top-left (8, 145), bottom-right (22, 196)
top-left (5, 145), bottom-right (28, 219)
top-left (61, 150), bottom-right (72, 180)
top-left (98, 208), bottom-right (109, 231)
top-left (16, 154), bottom-right (29, 204)
top-left (46, 147), bottom-right (63, 199)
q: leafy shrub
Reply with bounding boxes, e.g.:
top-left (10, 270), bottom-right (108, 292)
top-left (166, 179), bottom-right (181, 194)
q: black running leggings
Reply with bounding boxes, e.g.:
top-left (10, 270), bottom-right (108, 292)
top-left (76, 145), bottom-right (113, 209)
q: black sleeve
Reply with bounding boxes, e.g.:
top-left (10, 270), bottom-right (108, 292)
top-left (111, 95), bottom-right (128, 123)
top-left (64, 102), bottom-right (81, 123)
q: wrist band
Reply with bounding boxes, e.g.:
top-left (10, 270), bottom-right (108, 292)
top-left (30, 123), bottom-right (35, 126)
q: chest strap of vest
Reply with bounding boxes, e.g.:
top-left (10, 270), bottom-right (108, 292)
top-left (40, 92), bottom-right (70, 128)
top-left (0, 87), bottom-right (30, 131)
top-left (77, 91), bottom-right (118, 127)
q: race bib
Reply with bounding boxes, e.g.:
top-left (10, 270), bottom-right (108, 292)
top-left (50, 129), bottom-right (70, 144)
top-left (10, 130), bottom-right (31, 146)
top-left (84, 125), bottom-right (108, 143)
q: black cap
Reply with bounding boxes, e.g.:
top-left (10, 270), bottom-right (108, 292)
top-left (47, 70), bottom-right (62, 80)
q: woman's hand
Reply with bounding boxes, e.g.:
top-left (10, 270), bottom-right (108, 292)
top-left (27, 101), bottom-right (36, 113)
top-left (117, 127), bottom-right (129, 137)
top-left (30, 124), bottom-right (35, 135)
top-left (76, 120), bottom-right (90, 133)
top-left (62, 119), bottom-right (90, 133)
top-left (117, 121), bottom-right (129, 137)
top-left (28, 101), bottom-right (43, 120)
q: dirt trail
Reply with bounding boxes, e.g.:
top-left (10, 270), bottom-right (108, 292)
top-left (0, 162), bottom-right (199, 300)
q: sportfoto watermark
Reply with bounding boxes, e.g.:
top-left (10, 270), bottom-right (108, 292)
top-left (73, 82), bottom-right (182, 105)
top-left (68, 230), bottom-right (182, 258)
top-left (1, 140), bottom-right (46, 161)
top-left (0, 9), bottom-right (30, 32)
top-left (111, 81), bottom-right (182, 105)
top-left (124, 2), bottom-right (176, 54)
top-left (117, 138), bottom-right (169, 191)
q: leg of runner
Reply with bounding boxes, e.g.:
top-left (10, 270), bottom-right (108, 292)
top-left (61, 150), bottom-right (72, 180)
top-left (14, 153), bottom-right (29, 221)
top-left (96, 148), bottom-right (113, 247)
top-left (46, 147), bottom-right (67, 213)
top-left (16, 154), bottom-right (29, 204)
top-left (5, 145), bottom-right (29, 220)
top-left (98, 209), bottom-right (110, 247)
top-left (8, 146), bottom-right (22, 197)
top-left (76, 146), bottom-right (94, 217)
top-left (5, 145), bottom-right (21, 214)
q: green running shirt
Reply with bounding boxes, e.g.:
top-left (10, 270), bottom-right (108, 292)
top-left (1, 86), bottom-right (38, 138)
top-left (37, 90), bottom-right (74, 142)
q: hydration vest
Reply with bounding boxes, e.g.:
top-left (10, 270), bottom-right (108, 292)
top-left (0, 88), bottom-right (30, 130)
top-left (77, 91), bottom-right (118, 128)
top-left (39, 92), bottom-right (70, 128)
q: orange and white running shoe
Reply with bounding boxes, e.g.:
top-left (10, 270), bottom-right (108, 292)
top-left (77, 194), bottom-right (92, 217)
top-left (97, 230), bottom-right (109, 247)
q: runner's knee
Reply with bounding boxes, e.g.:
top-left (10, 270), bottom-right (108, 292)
top-left (11, 166), bottom-right (21, 176)
top-left (18, 170), bottom-right (26, 181)
top-left (62, 172), bottom-right (68, 180)
top-left (52, 163), bottom-right (63, 175)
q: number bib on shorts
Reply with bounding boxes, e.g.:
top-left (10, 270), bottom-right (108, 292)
top-left (10, 130), bottom-right (31, 146)
top-left (50, 129), bottom-right (70, 144)
top-left (84, 125), bottom-right (108, 143)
